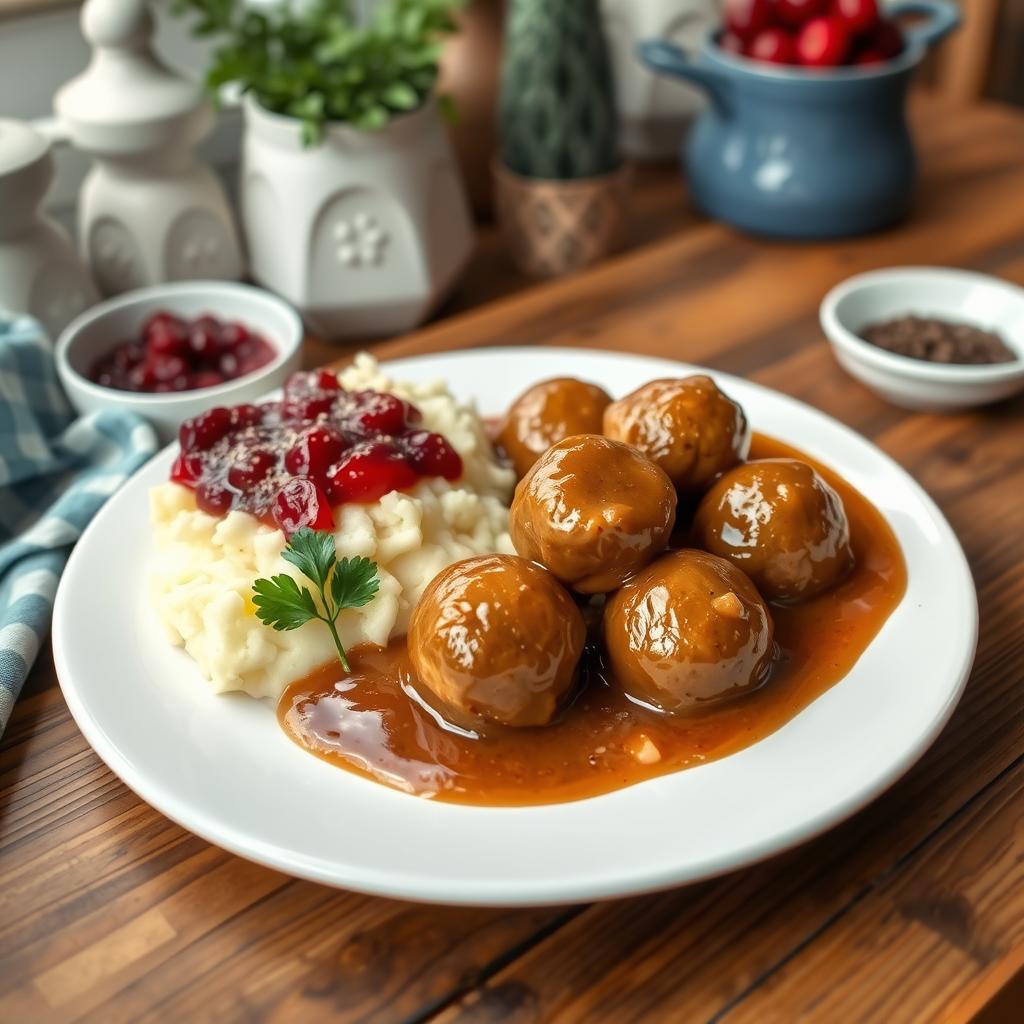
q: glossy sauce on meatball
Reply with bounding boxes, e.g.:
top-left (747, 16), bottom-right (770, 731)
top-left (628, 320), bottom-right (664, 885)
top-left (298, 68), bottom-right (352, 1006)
top-left (407, 554), bottom-right (585, 729)
top-left (497, 377), bottom-right (612, 478)
top-left (603, 376), bottom-right (750, 493)
top-left (511, 435), bottom-right (677, 594)
top-left (693, 458), bottom-right (854, 603)
top-left (603, 549), bottom-right (774, 714)
top-left (280, 433), bottom-right (906, 806)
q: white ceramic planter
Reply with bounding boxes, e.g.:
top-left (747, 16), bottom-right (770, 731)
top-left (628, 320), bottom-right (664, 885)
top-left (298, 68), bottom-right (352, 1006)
top-left (241, 97), bottom-right (476, 340)
top-left (55, 0), bottom-right (243, 296)
top-left (602, 0), bottom-right (717, 160)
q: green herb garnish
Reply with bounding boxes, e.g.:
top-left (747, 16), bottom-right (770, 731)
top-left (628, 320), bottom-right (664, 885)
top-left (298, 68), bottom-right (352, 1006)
top-left (252, 527), bottom-right (380, 672)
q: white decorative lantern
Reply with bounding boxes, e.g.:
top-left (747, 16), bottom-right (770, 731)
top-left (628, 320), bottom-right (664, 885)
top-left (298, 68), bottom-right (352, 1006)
top-left (55, 0), bottom-right (243, 296)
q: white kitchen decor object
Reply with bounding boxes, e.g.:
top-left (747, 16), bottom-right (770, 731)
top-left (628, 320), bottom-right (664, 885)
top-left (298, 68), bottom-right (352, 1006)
top-left (54, 0), bottom-right (243, 297)
top-left (241, 96), bottom-right (475, 341)
top-left (602, 0), bottom-right (717, 160)
top-left (0, 119), bottom-right (98, 339)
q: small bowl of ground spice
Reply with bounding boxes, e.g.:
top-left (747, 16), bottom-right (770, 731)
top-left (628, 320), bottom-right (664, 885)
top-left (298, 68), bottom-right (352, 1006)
top-left (820, 267), bottom-right (1024, 411)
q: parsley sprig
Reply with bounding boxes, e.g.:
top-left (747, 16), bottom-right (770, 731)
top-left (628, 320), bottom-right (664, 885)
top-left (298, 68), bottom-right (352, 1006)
top-left (252, 527), bottom-right (380, 672)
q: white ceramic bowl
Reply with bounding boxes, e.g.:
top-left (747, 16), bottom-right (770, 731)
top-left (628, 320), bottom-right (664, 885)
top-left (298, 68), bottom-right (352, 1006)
top-left (56, 281), bottom-right (304, 443)
top-left (820, 267), bottom-right (1024, 412)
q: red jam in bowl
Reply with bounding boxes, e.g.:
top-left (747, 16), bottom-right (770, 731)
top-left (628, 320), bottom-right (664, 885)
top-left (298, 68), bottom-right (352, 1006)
top-left (171, 370), bottom-right (463, 535)
top-left (89, 311), bottom-right (276, 393)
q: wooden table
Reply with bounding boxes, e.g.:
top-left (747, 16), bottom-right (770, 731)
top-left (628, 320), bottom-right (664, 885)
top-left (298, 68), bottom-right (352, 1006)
top-left (3, 96), bottom-right (1024, 1023)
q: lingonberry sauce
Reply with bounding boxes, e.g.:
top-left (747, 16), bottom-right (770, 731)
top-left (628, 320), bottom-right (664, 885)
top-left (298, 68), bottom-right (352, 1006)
top-left (90, 311), bottom-right (277, 394)
top-left (171, 370), bottom-right (463, 535)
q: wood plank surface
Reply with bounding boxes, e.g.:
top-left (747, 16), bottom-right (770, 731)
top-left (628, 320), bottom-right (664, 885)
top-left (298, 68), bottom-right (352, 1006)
top-left (3, 95), bottom-right (1024, 1022)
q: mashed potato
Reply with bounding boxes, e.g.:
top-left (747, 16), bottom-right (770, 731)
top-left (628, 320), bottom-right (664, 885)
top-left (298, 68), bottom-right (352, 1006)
top-left (150, 354), bottom-right (515, 700)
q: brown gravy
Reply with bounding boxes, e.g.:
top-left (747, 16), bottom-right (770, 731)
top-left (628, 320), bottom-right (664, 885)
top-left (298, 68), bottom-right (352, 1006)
top-left (278, 434), bottom-right (907, 805)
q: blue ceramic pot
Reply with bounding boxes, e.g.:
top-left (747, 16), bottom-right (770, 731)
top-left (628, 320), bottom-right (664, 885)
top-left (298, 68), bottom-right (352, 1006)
top-left (639, 0), bottom-right (960, 239)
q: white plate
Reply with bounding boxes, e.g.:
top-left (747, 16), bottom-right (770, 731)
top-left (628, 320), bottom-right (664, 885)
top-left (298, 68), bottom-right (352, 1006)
top-left (52, 348), bottom-right (977, 906)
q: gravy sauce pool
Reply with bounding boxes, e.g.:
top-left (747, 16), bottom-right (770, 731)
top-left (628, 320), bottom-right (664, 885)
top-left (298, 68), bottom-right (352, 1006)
top-left (279, 434), bottom-right (907, 805)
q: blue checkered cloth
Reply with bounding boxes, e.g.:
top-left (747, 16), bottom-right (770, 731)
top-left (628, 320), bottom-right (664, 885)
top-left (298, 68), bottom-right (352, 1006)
top-left (0, 313), bottom-right (158, 735)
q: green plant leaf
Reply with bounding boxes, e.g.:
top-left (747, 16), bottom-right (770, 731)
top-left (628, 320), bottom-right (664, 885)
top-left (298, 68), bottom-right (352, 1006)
top-left (301, 120), bottom-right (323, 147)
top-left (252, 575), bottom-right (319, 631)
top-left (331, 557), bottom-right (381, 612)
top-left (383, 81), bottom-right (418, 110)
top-left (281, 526), bottom-right (336, 590)
top-left (356, 104), bottom-right (390, 130)
top-left (252, 529), bottom-right (380, 672)
top-left (171, 0), bottom-right (463, 142)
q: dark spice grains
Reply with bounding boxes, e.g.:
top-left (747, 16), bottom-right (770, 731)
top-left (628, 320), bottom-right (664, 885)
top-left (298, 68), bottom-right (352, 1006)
top-left (860, 315), bottom-right (1017, 365)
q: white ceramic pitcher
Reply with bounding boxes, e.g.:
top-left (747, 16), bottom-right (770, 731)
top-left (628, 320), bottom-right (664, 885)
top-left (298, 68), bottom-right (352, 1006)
top-left (0, 119), bottom-right (97, 339)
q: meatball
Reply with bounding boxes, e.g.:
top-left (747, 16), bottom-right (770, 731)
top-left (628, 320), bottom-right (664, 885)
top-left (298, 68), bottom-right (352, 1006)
top-left (692, 458), bottom-right (854, 603)
top-left (497, 377), bottom-right (612, 478)
top-left (408, 554), bottom-right (585, 729)
top-left (603, 549), bottom-right (774, 713)
top-left (603, 376), bottom-right (750, 493)
top-left (510, 435), bottom-right (677, 594)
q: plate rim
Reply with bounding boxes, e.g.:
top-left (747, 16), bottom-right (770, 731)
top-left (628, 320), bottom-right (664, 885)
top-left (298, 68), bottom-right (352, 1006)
top-left (52, 346), bottom-right (978, 906)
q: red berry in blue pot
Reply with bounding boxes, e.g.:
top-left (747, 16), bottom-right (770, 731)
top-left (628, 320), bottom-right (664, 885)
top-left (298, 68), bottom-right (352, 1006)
top-left (748, 27), bottom-right (797, 64)
top-left (868, 17), bottom-right (904, 58)
top-left (851, 47), bottom-right (885, 65)
top-left (724, 0), bottom-right (773, 42)
top-left (775, 0), bottom-right (827, 27)
top-left (796, 16), bottom-right (851, 66)
top-left (833, 0), bottom-right (879, 36)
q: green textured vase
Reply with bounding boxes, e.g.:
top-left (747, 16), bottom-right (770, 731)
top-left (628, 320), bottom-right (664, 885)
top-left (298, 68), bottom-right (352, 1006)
top-left (499, 0), bottom-right (621, 180)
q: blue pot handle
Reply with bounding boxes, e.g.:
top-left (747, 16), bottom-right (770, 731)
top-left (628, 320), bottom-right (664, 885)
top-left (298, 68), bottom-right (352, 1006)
top-left (637, 40), bottom-right (733, 115)
top-left (889, 0), bottom-right (961, 49)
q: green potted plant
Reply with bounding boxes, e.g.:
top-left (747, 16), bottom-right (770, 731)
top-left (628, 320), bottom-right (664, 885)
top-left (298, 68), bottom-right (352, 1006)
top-left (495, 0), bottom-right (629, 278)
top-left (173, 0), bottom-right (475, 339)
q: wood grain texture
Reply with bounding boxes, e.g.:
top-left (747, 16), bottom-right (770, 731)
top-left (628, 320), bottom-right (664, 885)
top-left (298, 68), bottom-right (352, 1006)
top-left (986, 0), bottom-right (1024, 106)
top-left (3, 96), bottom-right (1024, 1022)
